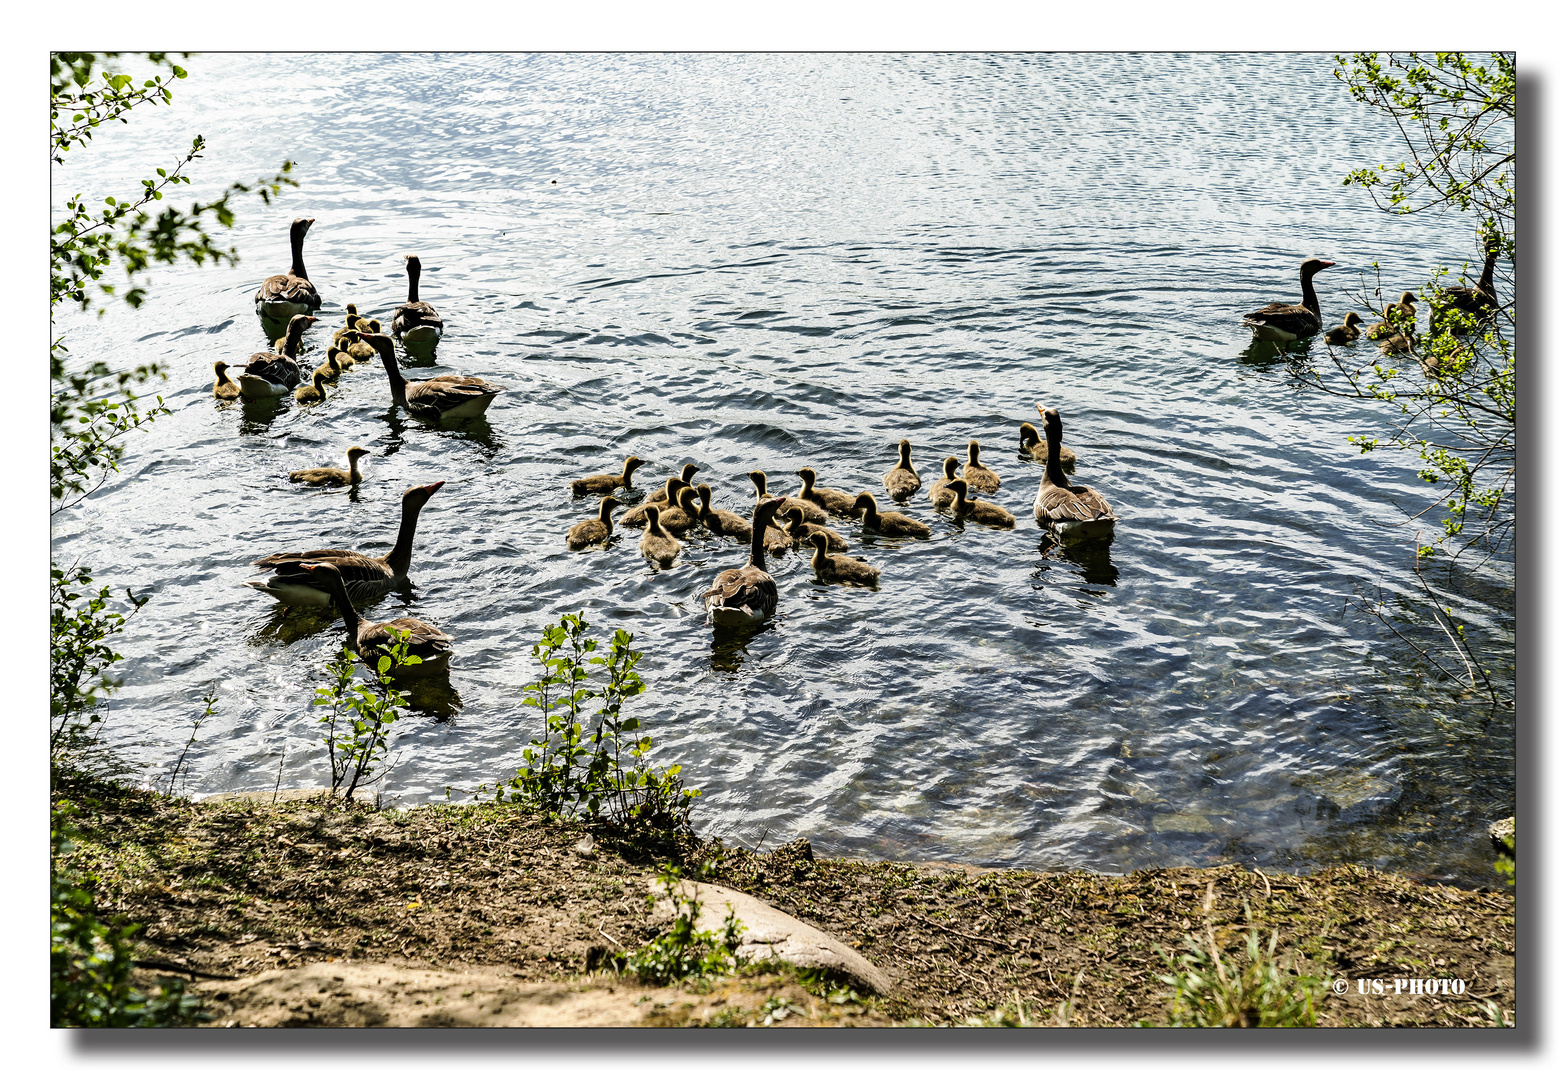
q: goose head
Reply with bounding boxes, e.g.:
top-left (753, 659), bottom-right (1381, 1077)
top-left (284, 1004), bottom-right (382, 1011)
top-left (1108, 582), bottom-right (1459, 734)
top-left (941, 456), bottom-right (961, 480)
top-left (675, 486), bottom-right (701, 514)
top-left (1019, 422), bottom-right (1041, 449)
top-left (966, 440), bottom-right (983, 465)
top-left (679, 463), bottom-right (700, 483)
top-left (1301, 258), bottom-right (1336, 278)
top-left (747, 469), bottom-right (770, 497)
top-left (290, 217), bottom-right (315, 243)
top-left (346, 446), bottom-right (372, 464)
top-left (753, 496), bottom-right (786, 529)
top-left (851, 492), bottom-right (880, 517)
top-left (403, 480), bottom-right (445, 512)
top-left (1344, 312), bottom-right (1364, 327)
top-left (1043, 408), bottom-right (1064, 441)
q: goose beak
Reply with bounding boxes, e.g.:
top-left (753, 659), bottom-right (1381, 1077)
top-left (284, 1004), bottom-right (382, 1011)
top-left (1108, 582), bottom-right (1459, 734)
top-left (423, 481), bottom-right (446, 495)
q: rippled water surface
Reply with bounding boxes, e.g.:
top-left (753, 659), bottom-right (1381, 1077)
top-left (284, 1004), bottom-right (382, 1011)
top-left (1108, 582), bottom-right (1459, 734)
top-left (53, 53), bottom-right (1515, 885)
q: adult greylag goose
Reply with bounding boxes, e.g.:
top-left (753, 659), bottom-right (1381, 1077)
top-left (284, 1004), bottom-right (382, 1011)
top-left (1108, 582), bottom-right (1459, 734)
top-left (851, 492), bottom-right (931, 538)
top-left (294, 369), bottom-right (331, 404)
top-left (1019, 422), bottom-right (1078, 470)
top-left (962, 440), bottom-right (1001, 493)
top-left (1242, 258), bottom-right (1335, 342)
top-left (1322, 312), bottom-right (1364, 346)
top-left (621, 478), bottom-right (689, 528)
top-left (779, 505), bottom-right (849, 552)
top-left (211, 361), bottom-right (241, 400)
top-left (638, 505), bottom-right (682, 568)
top-left (238, 314), bottom-right (314, 398)
top-left (694, 483), bottom-right (754, 541)
top-left (572, 456), bottom-right (646, 497)
top-left (946, 479), bottom-right (1016, 529)
top-left (365, 333), bottom-right (506, 421)
top-left (796, 467), bottom-right (858, 517)
top-left (1032, 407), bottom-right (1115, 542)
top-left (289, 446), bottom-right (371, 488)
top-left (567, 497), bottom-right (620, 549)
top-left (883, 440), bottom-right (921, 500)
top-left (391, 254), bottom-right (444, 343)
top-left (302, 561), bottom-right (452, 673)
top-left (244, 481), bottom-right (444, 608)
top-left (254, 218), bottom-right (322, 319)
top-left (1437, 242), bottom-right (1501, 318)
top-left (748, 469), bottom-right (826, 524)
top-left (929, 456), bottom-right (963, 507)
top-left (701, 498), bottom-right (786, 626)
top-left (806, 531), bottom-right (880, 587)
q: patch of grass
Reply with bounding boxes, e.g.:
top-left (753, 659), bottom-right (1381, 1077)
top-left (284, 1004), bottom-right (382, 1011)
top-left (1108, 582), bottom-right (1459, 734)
top-left (1151, 898), bottom-right (1323, 1028)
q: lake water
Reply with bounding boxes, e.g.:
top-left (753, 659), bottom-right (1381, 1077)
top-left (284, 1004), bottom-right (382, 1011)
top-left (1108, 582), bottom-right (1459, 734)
top-left (52, 53), bottom-right (1515, 886)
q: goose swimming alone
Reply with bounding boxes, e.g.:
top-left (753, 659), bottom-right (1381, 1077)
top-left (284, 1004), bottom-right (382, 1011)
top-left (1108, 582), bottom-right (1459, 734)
top-left (289, 446), bottom-right (372, 488)
top-left (572, 456), bottom-right (646, 497)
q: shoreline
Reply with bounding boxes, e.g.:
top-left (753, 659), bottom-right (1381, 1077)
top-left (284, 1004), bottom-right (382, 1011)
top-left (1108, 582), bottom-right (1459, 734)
top-left (56, 777), bottom-right (1515, 1027)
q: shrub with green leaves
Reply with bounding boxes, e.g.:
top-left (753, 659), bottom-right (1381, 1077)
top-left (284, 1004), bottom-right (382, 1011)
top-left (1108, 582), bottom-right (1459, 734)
top-left (610, 862), bottom-right (745, 986)
top-left (482, 612), bottom-right (699, 830)
top-left (315, 632), bottom-right (422, 802)
top-left (51, 802), bottom-right (205, 1028)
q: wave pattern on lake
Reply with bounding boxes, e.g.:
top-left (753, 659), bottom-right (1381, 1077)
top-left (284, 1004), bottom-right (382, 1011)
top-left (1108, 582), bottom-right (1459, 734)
top-left (52, 53), bottom-right (1514, 886)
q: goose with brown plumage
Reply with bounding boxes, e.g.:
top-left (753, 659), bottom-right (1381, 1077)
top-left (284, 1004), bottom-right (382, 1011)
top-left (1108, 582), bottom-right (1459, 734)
top-left (639, 505), bottom-right (683, 568)
top-left (238, 314), bottom-right (314, 398)
top-left (1437, 242), bottom-right (1501, 320)
top-left (212, 361), bottom-right (241, 400)
top-left (302, 561), bottom-right (452, 673)
top-left (748, 470), bottom-right (826, 524)
top-left (244, 481), bottom-right (444, 608)
top-left (254, 218), bottom-right (322, 319)
top-left (946, 479), bottom-right (1016, 529)
top-left (568, 497), bottom-right (620, 549)
top-left (1392, 291), bottom-right (1419, 318)
top-left (797, 467), bottom-right (858, 517)
top-left (701, 498), bottom-right (786, 626)
top-left (365, 333), bottom-right (506, 421)
top-left (1033, 407), bottom-right (1115, 542)
top-left (1322, 312), bottom-right (1364, 346)
top-left (779, 506), bottom-right (849, 552)
top-left (572, 456), bottom-right (646, 498)
top-left (1242, 258), bottom-right (1335, 342)
top-left (1018, 422), bottom-right (1078, 471)
top-left (883, 440), bottom-right (921, 500)
top-left (391, 254), bottom-right (444, 343)
top-left (851, 492), bottom-right (931, 538)
top-left (289, 446), bottom-right (371, 488)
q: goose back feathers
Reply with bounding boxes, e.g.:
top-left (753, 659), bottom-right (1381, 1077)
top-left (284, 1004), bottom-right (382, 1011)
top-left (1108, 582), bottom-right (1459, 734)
top-left (1243, 258), bottom-right (1335, 341)
top-left (701, 498), bottom-right (785, 626)
top-left (1032, 408), bottom-right (1115, 541)
top-left (254, 218), bottom-right (322, 319)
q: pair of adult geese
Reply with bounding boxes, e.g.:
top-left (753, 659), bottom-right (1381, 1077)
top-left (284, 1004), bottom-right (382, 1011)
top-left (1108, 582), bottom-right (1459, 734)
top-left (215, 218), bottom-right (507, 422)
top-left (567, 405), bottom-right (1115, 628)
top-left (1243, 251), bottom-right (1501, 348)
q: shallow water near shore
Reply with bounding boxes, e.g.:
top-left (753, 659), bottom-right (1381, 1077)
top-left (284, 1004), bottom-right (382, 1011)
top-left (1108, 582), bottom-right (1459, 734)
top-left (52, 53), bottom-right (1514, 886)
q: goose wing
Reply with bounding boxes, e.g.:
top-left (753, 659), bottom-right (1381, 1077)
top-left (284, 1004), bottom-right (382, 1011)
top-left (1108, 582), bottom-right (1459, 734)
top-left (241, 352), bottom-right (302, 388)
top-left (406, 375), bottom-right (506, 414)
top-left (702, 564), bottom-right (778, 619)
top-left (254, 549), bottom-right (394, 588)
top-left (1034, 479), bottom-right (1114, 523)
top-left (1242, 302), bottom-right (1319, 336)
top-left (255, 273), bottom-right (321, 308)
top-left (392, 301), bottom-right (444, 336)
